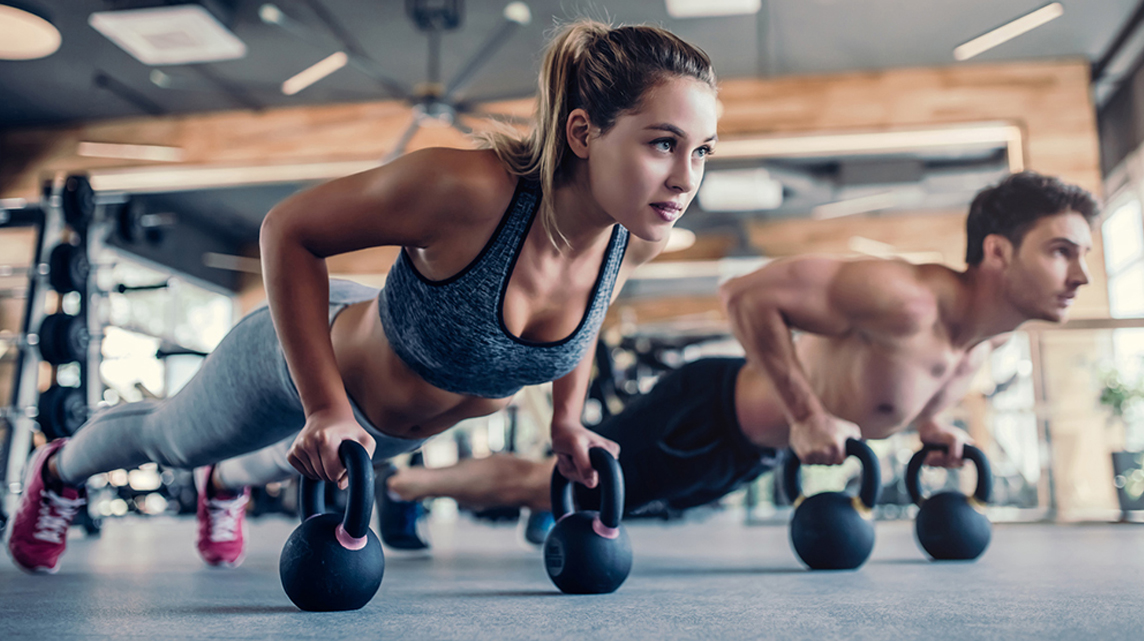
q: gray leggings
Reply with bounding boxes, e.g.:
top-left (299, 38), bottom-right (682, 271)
top-left (55, 280), bottom-right (428, 489)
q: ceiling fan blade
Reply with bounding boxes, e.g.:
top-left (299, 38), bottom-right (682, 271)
top-left (383, 117), bottom-right (422, 163)
top-left (259, 3), bottom-right (411, 100)
top-left (451, 119), bottom-right (473, 135)
top-left (443, 2), bottom-right (532, 101)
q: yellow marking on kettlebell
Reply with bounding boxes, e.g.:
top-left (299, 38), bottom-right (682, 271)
top-left (793, 495), bottom-right (806, 509)
top-left (852, 495), bottom-right (874, 519)
top-left (968, 497), bottom-right (987, 513)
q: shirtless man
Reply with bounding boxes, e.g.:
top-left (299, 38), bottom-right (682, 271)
top-left (380, 171), bottom-right (1098, 535)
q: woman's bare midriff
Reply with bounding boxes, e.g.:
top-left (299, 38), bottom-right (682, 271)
top-left (330, 298), bottom-right (513, 440)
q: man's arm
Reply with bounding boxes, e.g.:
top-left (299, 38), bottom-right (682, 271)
top-left (719, 256), bottom-right (936, 464)
top-left (912, 335), bottom-right (1008, 467)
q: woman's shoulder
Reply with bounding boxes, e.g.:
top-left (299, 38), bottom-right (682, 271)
top-left (396, 148), bottom-right (519, 225)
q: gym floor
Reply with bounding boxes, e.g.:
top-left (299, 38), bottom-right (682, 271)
top-left (2, 512), bottom-right (1142, 640)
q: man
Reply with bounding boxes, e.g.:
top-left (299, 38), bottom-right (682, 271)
top-left (381, 171), bottom-right (1097, 545)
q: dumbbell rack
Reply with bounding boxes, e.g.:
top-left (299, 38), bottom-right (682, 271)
top-left (1, 175), bottom-right (102, 522)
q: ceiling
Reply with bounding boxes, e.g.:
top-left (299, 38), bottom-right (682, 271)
top-left (0, 0), bottom-right (1140, 128)
top-left (2, 0), bottom-right (1142, 283)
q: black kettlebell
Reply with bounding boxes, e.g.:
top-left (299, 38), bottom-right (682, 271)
top-left (783, 438), bottom-right (882, 570)
top-left (544, 448), bottom-right (632, 594)
top-left (906, 443), bottom-right (992, 561)
top-left (280, 441), bottom-right (384, 611)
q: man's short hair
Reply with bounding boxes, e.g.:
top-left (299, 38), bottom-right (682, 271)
top-left (965, 171), bottom-right (1099, 266)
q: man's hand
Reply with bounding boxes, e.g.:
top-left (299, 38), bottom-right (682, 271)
top-left (789, 412), bottom-right (862, 465)
top-left (550, 421), bottom-right (621, 489)
top-left (916, 419), bottom-right (973, 467)
top-left (288, 407), bottom-right (377, 490)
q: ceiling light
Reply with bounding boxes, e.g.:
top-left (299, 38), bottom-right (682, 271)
top-left (812, 192), bottom-right (900, 220)
top-left (666, 0), bottom-right (761, 19)
top-left (715, 124), bottom-right (1025, 173)
top-left (0, 2), bottom-right (61, 60)
top-left (77, 142), bottom-right (185, 162)
top-left (88, 160), bottom-right (380, 193)
top-left (698, 168), bottom-right (784, 212)
top-left (812, 188), bottom-right (925, 220)
top-left (89, 5), bottom-right (246, 66)
top-left (282, 51), bottom-right (349, 96)
top-left (954, 3), bottom-right (1064, 62)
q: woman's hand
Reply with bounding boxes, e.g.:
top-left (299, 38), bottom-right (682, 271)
top-left (550, 421), bottom-right (621, 489)
top-left (288, 407), bottom-right (376, 489)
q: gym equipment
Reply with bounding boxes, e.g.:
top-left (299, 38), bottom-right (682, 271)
top-left (0, 264), bottom-right (45, 278)
top-left (906, 444), bottom-right (993, 561)
top-left (37, 313), bottom-right (88, 365)
top-left (280, 441), bottom-right (384, 612)
top-left (544, 448), bottom-right (632, 594)
top-left (61, 175), bottom-right (95, 229)
top-left (115, 201), bottom-right (176, 245)
top-left (37, 384), bottom-right (88, 440)
top-left (47, 243), bottom-right (89, 293)
top-left (783, 438), bottom-right (882, 570)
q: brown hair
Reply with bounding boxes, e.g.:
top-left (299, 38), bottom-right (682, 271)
top-left (478, 20), bottom-right (716, 249)
top-left (965, 171), bottom-right (1099, 265)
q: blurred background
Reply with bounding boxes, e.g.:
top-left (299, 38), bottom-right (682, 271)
top-left (3, 0), bottom-right (1144, 529)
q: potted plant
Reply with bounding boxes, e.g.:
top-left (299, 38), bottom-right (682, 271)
top-left (1099, 369), bottom-right (1144, 520)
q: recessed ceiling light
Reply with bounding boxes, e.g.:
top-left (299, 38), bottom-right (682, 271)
top-left (954, 2), bottom-right (1064, 62)
top-left (0, 2), bottom-right (61, 60)
top-left (665, 0), bottom-right (761, 19)
top-left (89, 5), bottom-right (246, 66)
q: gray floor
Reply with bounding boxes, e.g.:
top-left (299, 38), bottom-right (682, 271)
top-left (2, 511), bottom-right (1143, 640)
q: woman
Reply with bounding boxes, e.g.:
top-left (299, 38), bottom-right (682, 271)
top-left (8, 19), bottom-right (720, 573)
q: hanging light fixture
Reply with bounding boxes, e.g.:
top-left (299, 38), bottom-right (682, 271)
top-left (0, 2), bottom-right (61, 60)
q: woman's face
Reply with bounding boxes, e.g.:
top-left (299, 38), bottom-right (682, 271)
top-left (581, 76), bottom-right (719, 242)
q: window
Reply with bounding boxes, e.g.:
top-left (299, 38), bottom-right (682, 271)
top-left (1105, 198), bottom-right (1144, 319)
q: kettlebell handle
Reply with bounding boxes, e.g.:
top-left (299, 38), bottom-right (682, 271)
top-left (299, 440), bottom-right (375, 540)
top-left (782, 438), bottom-right (881, 509)
top-left (550, 447), bottom-right (625, 529)
top-left (905, 443), bottom-right (992, 506)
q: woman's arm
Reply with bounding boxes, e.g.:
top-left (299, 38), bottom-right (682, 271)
top-left (260, 148), bottom-right (513, 486)
top-left (549, 335), bottom-right (620, 488)
top-left (547, 233), bottom-right (670, 487)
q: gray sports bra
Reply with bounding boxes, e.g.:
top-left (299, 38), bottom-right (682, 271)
top-left (378, 179), bottom-right (630, 398)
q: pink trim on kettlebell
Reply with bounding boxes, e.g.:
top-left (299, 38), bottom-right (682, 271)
top-left (335, 524), bottom-right (367, 550)
top-left (592, 517), bottom-right (619, 539)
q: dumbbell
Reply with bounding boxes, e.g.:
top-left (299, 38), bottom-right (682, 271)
top-left (783, 438), bottom-right (882, 570)
top-left (37, 384), bottom-right (89, 439)
top-left (0, 313), bottom-right (87, 365)
top-left (38, 313), bottom-right (89, 365)
top-left (61, 175), bottom-right (95, 230)
top-left (0, 244), bottom-right (89, 293)
top-left (906, 444), bottom-right (993, 561)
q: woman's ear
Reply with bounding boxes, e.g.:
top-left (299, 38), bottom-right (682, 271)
top-left (566, 108), bottom-right (593, 160)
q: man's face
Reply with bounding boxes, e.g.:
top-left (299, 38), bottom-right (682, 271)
top-left (1001, 211), bottom-right (1093, 323)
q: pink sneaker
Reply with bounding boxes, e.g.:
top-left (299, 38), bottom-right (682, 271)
top-left (194, 466), bottom-right (249, 567)
top-left (6, 439), bottom-right (87, 574)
